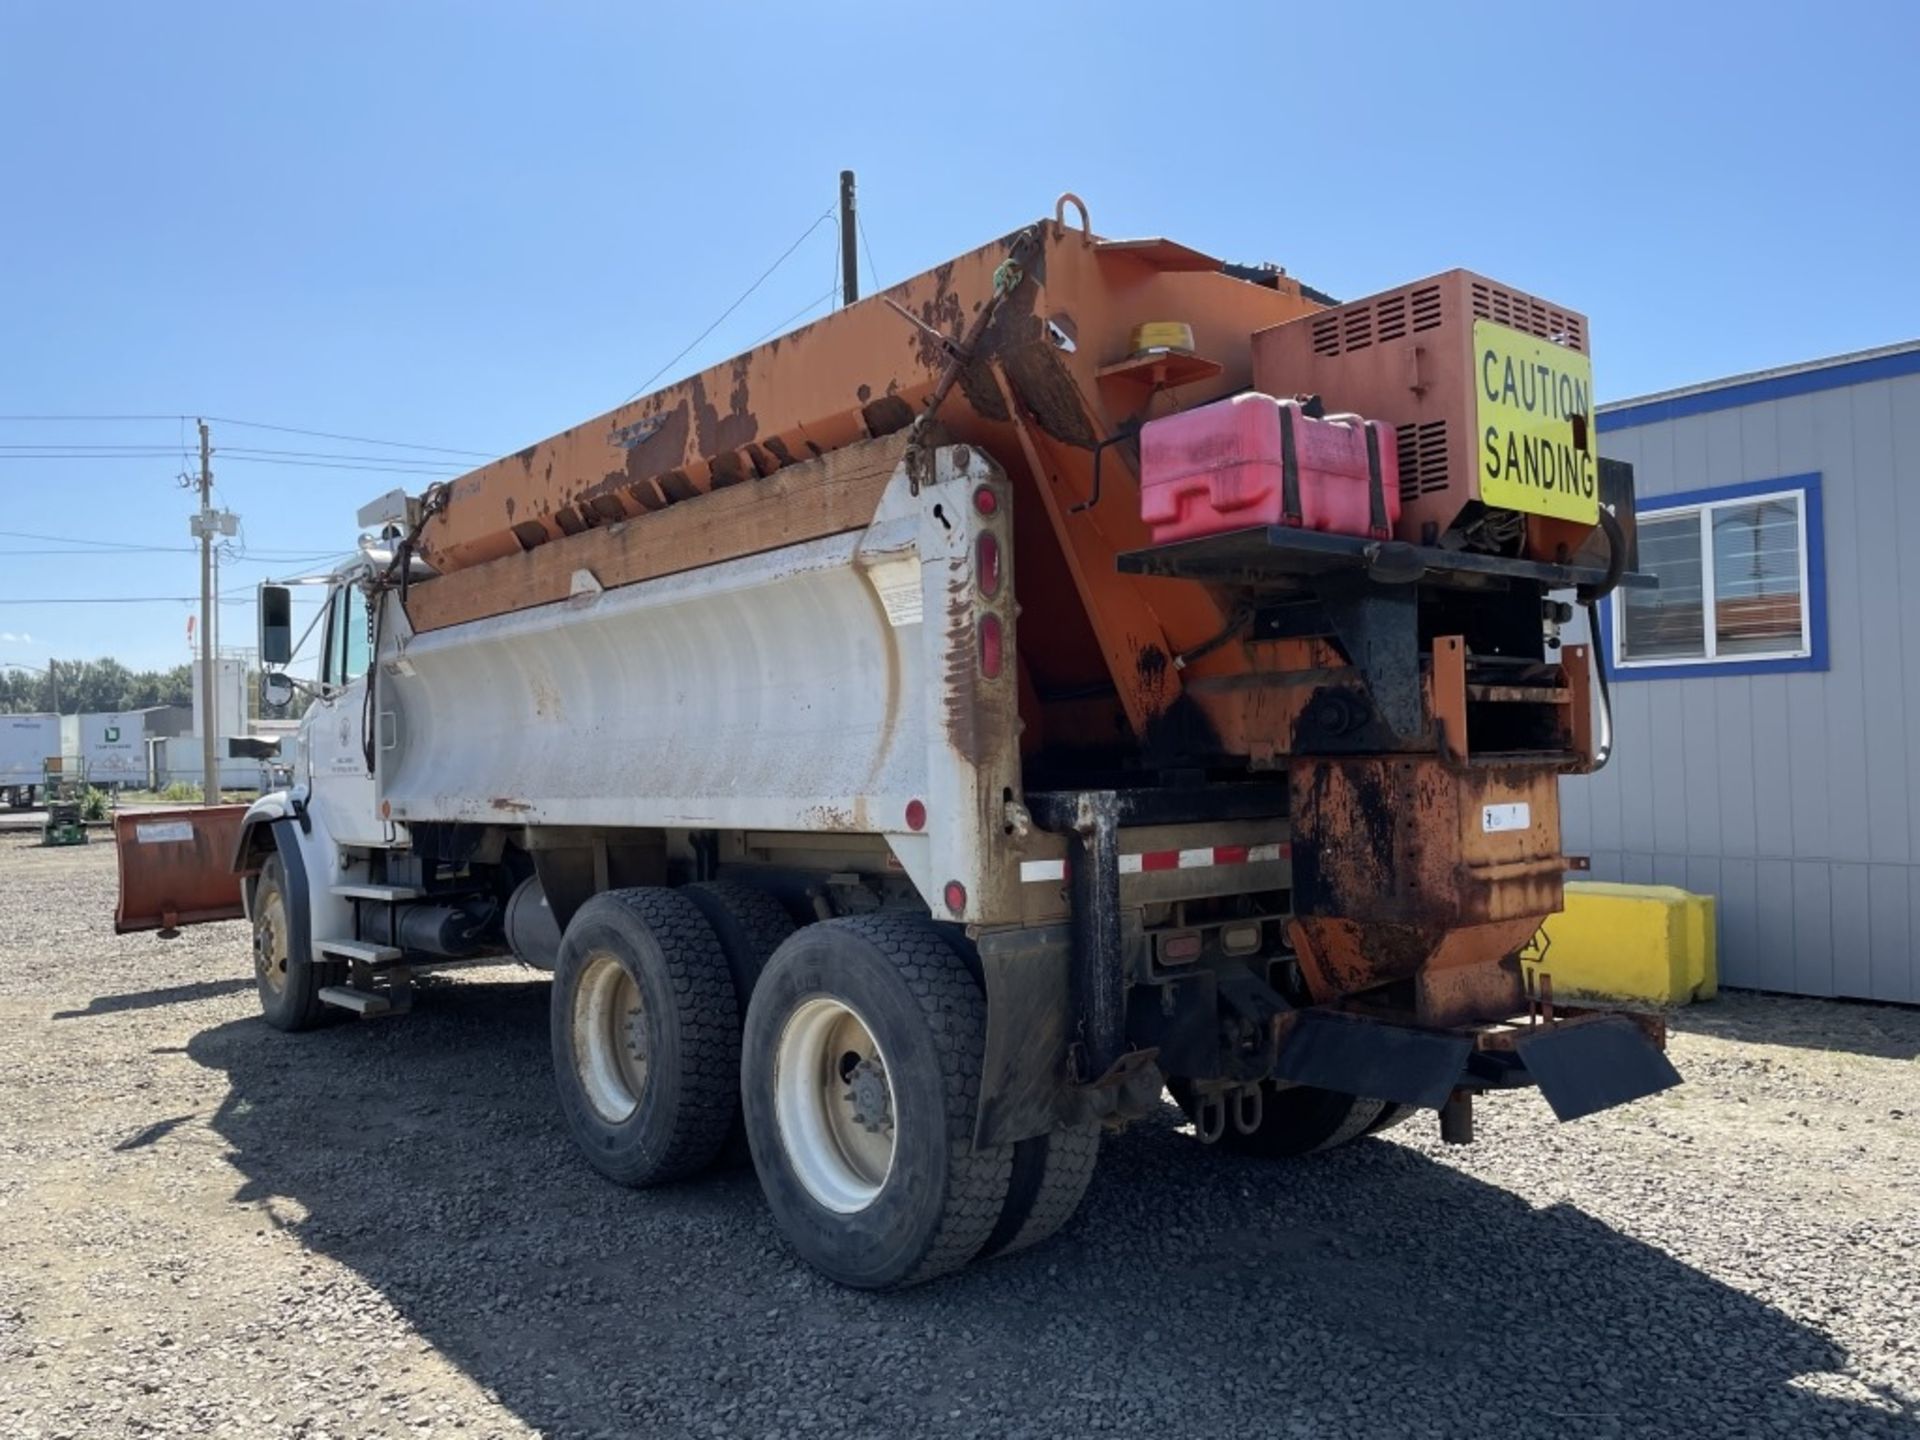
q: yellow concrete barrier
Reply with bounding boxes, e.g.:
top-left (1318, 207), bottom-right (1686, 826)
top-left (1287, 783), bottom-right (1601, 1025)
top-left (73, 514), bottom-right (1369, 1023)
top-left (1531, 882), bottom-right (1717, 1007)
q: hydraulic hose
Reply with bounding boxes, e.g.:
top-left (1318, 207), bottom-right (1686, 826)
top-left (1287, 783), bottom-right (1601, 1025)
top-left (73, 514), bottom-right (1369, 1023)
top-left (1574, 505), bottom-right (1625, 772)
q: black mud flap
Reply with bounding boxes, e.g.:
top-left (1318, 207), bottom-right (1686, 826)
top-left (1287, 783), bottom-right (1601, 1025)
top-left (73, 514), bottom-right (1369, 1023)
top-left (1274, 1010), bottom-right (1472, 1110)
top-left (1516, 1016), bottom-right (1682, 1121)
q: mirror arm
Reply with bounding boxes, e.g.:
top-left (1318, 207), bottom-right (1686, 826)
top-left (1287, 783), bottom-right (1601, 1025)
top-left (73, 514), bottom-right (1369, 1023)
top-left (267, 672), bottom-right (330, 702)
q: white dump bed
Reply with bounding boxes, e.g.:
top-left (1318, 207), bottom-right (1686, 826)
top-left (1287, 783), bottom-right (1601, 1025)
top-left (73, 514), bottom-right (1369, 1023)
top-left (374, 446), bottom-right (1035, 921)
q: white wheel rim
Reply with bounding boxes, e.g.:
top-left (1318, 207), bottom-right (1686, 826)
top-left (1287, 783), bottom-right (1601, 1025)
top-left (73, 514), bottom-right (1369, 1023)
top-left (254, 877), bottom-right (289, 996)
top-left (774, 997), bottom-right (896, 1214)
top-left (572, 950), bottom-right (648, 1124)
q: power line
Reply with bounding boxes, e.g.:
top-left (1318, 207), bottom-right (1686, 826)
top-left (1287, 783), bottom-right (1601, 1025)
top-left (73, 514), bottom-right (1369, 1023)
top-left (624, 208), bottom-right (836, 401)
top-left (0, 413), bottom-right (183, 422)
top-left (859, 212), bottom-right (880, 292)
top-left (0, 596), bottom-right (257, 606)
top-left (216, 456), bottom-right (466, 476)
top-left (750, 286), bottom-right (840, 347)
top-left (0, 527), bottom-right (342, 558)
top-left (0, 443), bottom-right (460, 466)
top-left (201, 416), bottom-right (492, 458)
top-left (0, 527), bottom-right (186, 552)
top-left (220, 446), bottom-right (469, 466)
top-left (0, 454), bottom-right (465, 477)
top-left (0, 413), bottom-right (492, 458)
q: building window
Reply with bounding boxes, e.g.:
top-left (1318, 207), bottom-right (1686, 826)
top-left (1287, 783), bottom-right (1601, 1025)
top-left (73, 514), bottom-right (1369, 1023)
top-left (1605, 474), bottom-right (1827, 679)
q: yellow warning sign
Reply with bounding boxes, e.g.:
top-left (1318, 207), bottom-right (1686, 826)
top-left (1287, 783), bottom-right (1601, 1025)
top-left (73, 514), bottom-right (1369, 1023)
top-left (1475, 320), bottom-right (1599, 524)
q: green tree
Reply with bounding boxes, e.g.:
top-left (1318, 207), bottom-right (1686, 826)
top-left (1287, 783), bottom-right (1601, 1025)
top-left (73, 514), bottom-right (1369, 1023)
top-left (0, 658), bottom-right (199, 715)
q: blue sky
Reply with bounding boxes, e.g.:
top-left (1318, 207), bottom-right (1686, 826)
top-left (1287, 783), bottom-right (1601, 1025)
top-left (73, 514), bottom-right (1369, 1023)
top-left (3, 1), bottom-right (1916, 671)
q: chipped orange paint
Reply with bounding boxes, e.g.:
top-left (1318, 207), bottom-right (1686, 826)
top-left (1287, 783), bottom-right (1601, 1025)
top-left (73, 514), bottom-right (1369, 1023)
top-left (413, 216), bottom-right (1320, 741)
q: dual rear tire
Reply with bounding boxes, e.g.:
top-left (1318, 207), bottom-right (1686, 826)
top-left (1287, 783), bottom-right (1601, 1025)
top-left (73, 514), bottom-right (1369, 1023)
top-left (549, 894), bottom-right (1097, 1288)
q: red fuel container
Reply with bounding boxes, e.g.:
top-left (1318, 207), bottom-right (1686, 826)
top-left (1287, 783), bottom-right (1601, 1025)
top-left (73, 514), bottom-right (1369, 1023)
top-left (1139, 393), bottom-right (1400, 546)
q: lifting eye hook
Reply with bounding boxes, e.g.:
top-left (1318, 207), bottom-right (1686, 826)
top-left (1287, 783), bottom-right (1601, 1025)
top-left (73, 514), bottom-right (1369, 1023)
top-left (1231, 1082), bottom-right (1265, 1136)
top-left (1055, 192), bottom-right (1091, 237)
top-left (1195, 1090), bottom-right (1227, 1145)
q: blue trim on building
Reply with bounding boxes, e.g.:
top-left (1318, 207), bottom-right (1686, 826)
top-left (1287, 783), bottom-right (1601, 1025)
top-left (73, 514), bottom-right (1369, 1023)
top-left (1599, 348), bottom-right (1920, 433)
top-left (1601, 473), bottom-right (1828, 681)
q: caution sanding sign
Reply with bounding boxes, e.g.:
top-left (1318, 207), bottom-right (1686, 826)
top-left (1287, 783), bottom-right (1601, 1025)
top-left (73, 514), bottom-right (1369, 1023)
top-left (1475, 321), bottom-right (1599, 525)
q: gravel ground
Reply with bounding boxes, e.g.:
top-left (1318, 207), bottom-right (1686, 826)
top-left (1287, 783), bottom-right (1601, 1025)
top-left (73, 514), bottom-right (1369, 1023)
top-left (2, 836), bottom-right (1917, 1439)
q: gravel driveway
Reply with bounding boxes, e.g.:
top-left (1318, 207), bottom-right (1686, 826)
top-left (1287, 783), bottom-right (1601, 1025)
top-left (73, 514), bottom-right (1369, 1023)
top-left (2, 835), bottom-right (1916, 1438)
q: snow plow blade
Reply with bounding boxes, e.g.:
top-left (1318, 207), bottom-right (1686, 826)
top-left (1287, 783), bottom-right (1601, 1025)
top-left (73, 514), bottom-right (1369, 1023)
top-left (112, 805), bottom-right (249, 934)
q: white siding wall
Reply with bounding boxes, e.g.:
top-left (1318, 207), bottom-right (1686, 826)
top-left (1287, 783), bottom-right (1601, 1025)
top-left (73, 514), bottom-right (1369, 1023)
top-left (1565, 370), bottom-right (1920, 1002)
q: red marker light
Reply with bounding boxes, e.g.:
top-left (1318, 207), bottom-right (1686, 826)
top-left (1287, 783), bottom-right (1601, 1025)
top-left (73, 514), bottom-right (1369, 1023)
top-left (943, 880), bottom-right (967, 915)
top-left (976, 533), bottom-right (1001, 597)
top-left (905, 799), bottom-right (927, 831)
top-left (972, 485), bottom-right (998, 516)
top-left (979, 613), bottom-right (1004, 679)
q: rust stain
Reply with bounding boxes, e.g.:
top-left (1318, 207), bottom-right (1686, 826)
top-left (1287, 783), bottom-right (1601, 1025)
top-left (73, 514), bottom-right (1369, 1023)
top-left (708, 451), bottom-right (750, 488)
top-left (691, 357), bottom-right (757, 457)
top-left (801, 803), bottom-right (860, 832)
top-left (490, 797), bottom-right (532, 813)
top-left (914, 262), bottom-right (965, 374)
top-left (860, 395), bottom-right (914, 437)
top-left (621, 400), bottom-right (692, 494)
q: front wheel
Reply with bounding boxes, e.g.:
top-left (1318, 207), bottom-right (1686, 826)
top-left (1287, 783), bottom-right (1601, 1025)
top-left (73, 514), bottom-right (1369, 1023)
top-left (742, 914), bottom-right (1012, 1290)
top-left (252, 852), bottom-right (337, 1032)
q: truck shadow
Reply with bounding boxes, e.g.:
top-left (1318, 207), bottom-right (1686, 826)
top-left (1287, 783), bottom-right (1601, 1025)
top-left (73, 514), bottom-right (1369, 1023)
top-left (186, 973), bottom-right (1909, 1439)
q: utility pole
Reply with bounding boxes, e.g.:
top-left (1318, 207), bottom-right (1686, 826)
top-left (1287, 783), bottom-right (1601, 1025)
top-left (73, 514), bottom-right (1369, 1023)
top-left (196, 421), bottom-right (217, 807)
top-left (839, 169), bottom-right (859, 307)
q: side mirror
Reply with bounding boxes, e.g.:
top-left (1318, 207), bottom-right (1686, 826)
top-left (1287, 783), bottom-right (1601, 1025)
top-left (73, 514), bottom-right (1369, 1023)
top-left (260, 671), bottom-right (296, 713)
top-left (259, 585), bottom-right (293, 667)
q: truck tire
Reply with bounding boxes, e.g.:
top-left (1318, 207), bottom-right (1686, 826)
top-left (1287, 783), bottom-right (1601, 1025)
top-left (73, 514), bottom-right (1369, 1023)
top-left (741, 913), bottom-right (1012, 1290)
top-left (252, 853), bottom-right (338, 1032)
top-left (550, 888), bottom-right (740, 1187)
top-left (979, 1122), bottom-right (1100, 1260)
top-left (1170, 1079), bottom-right (1388, 1158)
top-left (1366, 1102), bottom-right (1419, 1136)
top-left (681, 880), bottom-right (795, 1008)
top-left (681, 880), bottom-right (797, 1165)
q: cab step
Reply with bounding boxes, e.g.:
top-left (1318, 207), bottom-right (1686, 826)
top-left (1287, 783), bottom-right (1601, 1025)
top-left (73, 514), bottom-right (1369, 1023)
top-left (314, 938), bottom-right (402, 965)
top-left (330, 882), bottom-right (424, 902)
top-left (316, 984), bottom-right (395, 1017)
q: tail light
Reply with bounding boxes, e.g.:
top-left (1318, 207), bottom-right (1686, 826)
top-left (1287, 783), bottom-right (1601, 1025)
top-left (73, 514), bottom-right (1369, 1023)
top-left (979, 614), bottom-right (1003, 678)
top-left (976, 533), bottom-right (1002, 596)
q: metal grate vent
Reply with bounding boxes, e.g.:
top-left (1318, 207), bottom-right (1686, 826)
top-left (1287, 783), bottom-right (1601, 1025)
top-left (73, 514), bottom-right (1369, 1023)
top-left (1411, 285), bottom-right (1443, 332)
top-left (1470, 281), bottom-right (1584, 350)
top-left (1311, 313), bottom-right (1341, 356)
top-left (1395, 419), bottom-right (1450, 501)
top-left (1375, 293), bottom-right (1408, 342)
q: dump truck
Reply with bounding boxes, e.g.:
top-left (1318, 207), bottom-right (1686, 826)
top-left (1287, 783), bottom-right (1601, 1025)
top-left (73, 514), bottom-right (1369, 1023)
top-left (117, 196), bottom-right (1675, 1289)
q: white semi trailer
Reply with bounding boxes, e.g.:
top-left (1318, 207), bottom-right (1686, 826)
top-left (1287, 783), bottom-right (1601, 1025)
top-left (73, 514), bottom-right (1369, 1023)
top-left (1, 712), bottom-right (59, 807)
top-left (119, 209), bottom-right (1678, 1288)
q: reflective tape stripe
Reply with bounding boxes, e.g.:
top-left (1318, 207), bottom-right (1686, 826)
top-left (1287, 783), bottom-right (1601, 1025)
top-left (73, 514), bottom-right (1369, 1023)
top-left (1018, 841), bottom-right (1289, 884)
